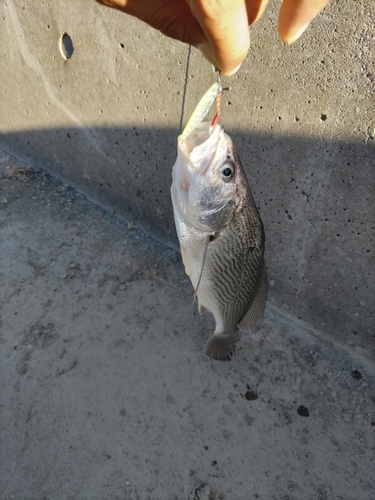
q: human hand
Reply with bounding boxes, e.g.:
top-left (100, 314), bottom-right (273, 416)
top-left (96, 0), bottom-right (330, 76)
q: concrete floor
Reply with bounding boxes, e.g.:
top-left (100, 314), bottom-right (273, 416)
top-left (1, 151), bottom-right (374, 500)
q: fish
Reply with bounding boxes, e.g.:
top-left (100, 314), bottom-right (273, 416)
top-left (171, 92), bottom-right (267, 361)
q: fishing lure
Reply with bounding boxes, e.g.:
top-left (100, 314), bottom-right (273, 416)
top-left (179, 81), bottom-right (222, 141)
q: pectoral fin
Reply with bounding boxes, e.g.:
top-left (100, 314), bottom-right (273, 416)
top-left (238, 262), bottom-right (268, 335)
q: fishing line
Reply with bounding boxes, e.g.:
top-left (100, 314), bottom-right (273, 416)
top-left (179, 44), bottom-right (192, 134)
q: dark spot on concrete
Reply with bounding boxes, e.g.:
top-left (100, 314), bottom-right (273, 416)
top-left (351, 370), bottom-right (362, 380)
top-left (245, 390), bottom-right (258, 401)
top-left (297, 405), bottom-right (310, 417)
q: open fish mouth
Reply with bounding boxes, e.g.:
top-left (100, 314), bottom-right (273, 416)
top-left (175, 80), bottom-right (224, 186)
top-left (177, 122), bottom-right (222, 186)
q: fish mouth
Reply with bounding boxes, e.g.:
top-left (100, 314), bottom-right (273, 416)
top-left (182, 121), bottom-right (215, 154)
top-left (177, 121), bottom-right (221, 185)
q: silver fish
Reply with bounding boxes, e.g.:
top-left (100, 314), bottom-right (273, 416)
top-left (171, 120), bottom-right (267, 360)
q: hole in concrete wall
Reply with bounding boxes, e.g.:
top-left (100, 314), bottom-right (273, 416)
top-left (59, 33), bottom-right (74, 60)
top-left (320, 114), bottom-right (328, 122)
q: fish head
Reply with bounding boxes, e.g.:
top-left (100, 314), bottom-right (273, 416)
top-left (173, 121), bottom-right (241, 233)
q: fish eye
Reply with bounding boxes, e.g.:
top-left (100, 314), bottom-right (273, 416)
top-left (221, 163), bottom-right (234, 181)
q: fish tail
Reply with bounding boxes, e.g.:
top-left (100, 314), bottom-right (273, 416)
top-left (204, 331), bottom-right (242, 361)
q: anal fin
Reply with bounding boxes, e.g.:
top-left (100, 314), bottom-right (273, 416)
top-left (238, 262), bottom-right (268, 335)
top-left (198, 301), bottom-right (208, 315)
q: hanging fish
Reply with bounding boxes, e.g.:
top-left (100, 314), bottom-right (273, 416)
top-left (171, 83), bottom-right (267, 360)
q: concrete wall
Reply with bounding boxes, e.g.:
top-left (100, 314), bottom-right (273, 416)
top-left (1, 0), bottom-right (374, 361)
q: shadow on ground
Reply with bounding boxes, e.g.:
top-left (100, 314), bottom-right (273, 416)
top-left (1, 126), bottom-right (374, 362)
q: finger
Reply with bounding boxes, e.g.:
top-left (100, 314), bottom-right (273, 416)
top-left (96, 0), bottom-right (208, 52)
top-left (95, 0), bottom-right (127, 9)
top-left (245, 0), bottom-right (270, 25)
top-left (188, 0), bottom-right (250, 76)
top-left (278, 0), bottom-right (330, 44)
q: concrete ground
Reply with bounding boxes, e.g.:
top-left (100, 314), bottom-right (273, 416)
top-left (1, 151), bottom-right (374, 500)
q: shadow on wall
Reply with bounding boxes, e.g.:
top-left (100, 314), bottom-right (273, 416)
top-left (1, 126), bottom-right (374, 362)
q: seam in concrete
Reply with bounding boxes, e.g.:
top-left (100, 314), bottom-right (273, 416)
top-left (7, 0), bottom-right (115, 165)
top-left (266, 300), bottom-right (374, 369)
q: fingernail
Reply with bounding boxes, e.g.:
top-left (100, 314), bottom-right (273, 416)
top-left (222, 63), bottom-right (242, 77)
top-left (285, 22), bottom-right (310, 44)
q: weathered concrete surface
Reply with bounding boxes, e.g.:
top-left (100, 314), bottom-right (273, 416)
top-left (0, 0), bottom-right (374, 361)
top-left (1, 154), bottom-right (375, 500)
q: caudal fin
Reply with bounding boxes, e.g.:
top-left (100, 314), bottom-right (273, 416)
top-left (204, 331), bottom-right (242, 361)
